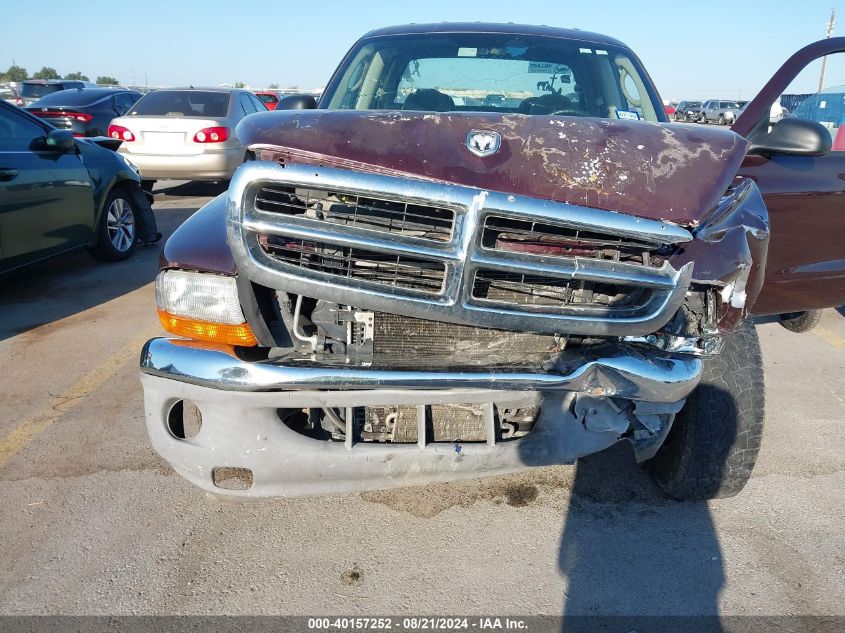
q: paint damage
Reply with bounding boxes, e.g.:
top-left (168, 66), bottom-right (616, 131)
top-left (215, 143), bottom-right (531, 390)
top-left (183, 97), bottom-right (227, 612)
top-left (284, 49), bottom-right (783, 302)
top-left (237, 109), bottom-right (749, 225)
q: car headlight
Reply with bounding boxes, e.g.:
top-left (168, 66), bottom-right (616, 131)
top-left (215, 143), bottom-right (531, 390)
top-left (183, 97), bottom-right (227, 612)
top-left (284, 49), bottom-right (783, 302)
top-left (155, 270), bottom-right (258, 346)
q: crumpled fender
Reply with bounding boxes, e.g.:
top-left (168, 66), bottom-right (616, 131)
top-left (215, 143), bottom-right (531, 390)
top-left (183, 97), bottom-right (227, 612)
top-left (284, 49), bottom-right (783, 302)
top-left (669, 178), bottom-right (770, 332)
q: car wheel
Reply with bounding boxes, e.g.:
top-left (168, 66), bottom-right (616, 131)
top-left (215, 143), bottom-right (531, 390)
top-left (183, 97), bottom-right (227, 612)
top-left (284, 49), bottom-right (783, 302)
top-left (644, 320), bottom-right (764, 500)
top-left (778, 310), bottom-right (823, 333)
top-left (718, 114), bottom-right (725, 125)
top-left (88, 186), bottom-right (138, 262)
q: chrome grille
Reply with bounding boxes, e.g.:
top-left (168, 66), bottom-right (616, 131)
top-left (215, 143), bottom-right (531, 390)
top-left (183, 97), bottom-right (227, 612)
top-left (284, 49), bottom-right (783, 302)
top-left (229, 163), bottom-right (695, 337)
top-left (471, 270), bottom-right (649, 312)
top-left (258, 236), bottom-right (446, 294)
top-left (255, 184), bottom-right (454, 242)
top-left (482, 215), bottom-right (660, 265)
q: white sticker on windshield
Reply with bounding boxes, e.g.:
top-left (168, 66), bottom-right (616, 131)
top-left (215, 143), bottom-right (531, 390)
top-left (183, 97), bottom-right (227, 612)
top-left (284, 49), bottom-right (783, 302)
top-left (596, 49), bottom-right (609, 55)
top-left (616, 110), bottom-right (641, 120)
top-left (528, 62), bottom-right (570, 74)
top-left (579, 48), bottom-right (593, 54)
top-left (458, 47), bottom-right (477, 57)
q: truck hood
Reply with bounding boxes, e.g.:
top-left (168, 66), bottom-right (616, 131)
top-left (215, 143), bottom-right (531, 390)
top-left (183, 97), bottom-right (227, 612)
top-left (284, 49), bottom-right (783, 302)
top-left (237, 110), bottom-right (749, 226)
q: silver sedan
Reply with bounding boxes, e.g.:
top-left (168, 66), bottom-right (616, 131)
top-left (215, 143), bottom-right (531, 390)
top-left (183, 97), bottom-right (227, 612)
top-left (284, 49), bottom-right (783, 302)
top-left (108, 88), bottom-right (267, 186)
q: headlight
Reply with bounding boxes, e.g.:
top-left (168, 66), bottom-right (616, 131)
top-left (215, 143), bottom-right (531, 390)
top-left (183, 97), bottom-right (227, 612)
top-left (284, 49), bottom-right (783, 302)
top-left (155, 270), bottom-right (258, 346)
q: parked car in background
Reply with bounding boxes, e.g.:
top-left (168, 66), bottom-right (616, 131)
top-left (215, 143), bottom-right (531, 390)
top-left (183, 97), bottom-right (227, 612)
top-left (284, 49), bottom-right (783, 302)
top-left (16, 79), bottom-right (98, 107)
top-left (254, 90), bottom-right (284, 110)
top-left (700, 99), bottom-right (745, 124)
top-left (0, 100), bottom-right (158, 274)
top-left (108, 88), bottom-right (264, 189)
top-left (673, 100), bottom-right (702, 121)
top-left (1, 85), bottom-right (18, 104)
top-left (26, 88), bottom-right (142, 138)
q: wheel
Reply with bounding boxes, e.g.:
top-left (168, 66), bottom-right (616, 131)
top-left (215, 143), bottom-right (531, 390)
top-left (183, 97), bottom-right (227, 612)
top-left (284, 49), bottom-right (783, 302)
top-left (718, 114), bottom-right (725, 125)
top-left (140, 179), bottom-right (156, 192)
top-left (644, 320), bottom-right (764, 500)
top-left (778, 310), bottom-right (823, 333)
top-left (699, 115), bottom-right (707, 124)
top-left (88, 186), bottom-right (138, 262)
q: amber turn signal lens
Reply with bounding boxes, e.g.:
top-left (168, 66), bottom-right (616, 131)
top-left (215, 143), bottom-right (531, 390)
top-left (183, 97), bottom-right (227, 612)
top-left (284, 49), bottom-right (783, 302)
top-left (157, 310), bottom-right (258, 347)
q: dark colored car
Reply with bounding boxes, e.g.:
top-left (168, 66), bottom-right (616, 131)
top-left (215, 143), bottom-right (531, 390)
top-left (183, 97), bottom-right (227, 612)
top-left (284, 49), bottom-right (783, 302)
top-left (17, 79), bottom-right (98, 107)
top-left (139, 23), bottom-right (845, 502)
top-left (0, 100), bottom-right (159, 274)
top-left (254, 91), bottom-right (284, 110)
top-left (26, 88), bottom-right (142, 137)
top-left (673, 100), bottom-right (702, 121)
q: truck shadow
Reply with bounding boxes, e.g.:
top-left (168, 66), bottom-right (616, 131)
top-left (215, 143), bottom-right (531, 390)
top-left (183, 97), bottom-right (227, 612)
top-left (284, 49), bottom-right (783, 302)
top-left (544, 387), bottom-right (736, 630)
top-left (0, 206), bottom-right (194, 342)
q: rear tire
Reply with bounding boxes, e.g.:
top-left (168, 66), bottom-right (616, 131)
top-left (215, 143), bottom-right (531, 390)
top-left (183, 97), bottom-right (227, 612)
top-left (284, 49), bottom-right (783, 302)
top-left (779, 310), bottom-right (823, 333)
top-left (718, 114), bottom-right (725, 125)
top-left (645, 321), bottom-right (764, 500)
top-left (88, 186), bottom-right (138, 262)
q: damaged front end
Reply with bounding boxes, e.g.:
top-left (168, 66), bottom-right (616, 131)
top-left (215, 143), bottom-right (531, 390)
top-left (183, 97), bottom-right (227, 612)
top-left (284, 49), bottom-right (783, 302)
top-left (140, 152), bottom-right (768, 496)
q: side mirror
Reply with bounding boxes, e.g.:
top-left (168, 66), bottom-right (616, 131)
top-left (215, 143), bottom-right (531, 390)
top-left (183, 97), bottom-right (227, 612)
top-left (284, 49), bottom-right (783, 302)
top-left (276, 94), bottom-right (317, 110)
top-left (748, 118), bottom-right (832, 157)
top-left (45, 129), bottom-right (76, 151)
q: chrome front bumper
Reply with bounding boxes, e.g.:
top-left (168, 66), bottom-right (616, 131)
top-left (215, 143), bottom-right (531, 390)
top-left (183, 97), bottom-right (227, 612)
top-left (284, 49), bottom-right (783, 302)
top-left (139, 338), bottom-right (701, 497)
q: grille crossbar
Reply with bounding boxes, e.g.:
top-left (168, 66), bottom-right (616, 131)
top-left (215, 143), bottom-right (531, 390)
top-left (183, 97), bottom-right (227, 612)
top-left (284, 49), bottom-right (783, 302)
top-left (229, 163), bottom-right (694, 337)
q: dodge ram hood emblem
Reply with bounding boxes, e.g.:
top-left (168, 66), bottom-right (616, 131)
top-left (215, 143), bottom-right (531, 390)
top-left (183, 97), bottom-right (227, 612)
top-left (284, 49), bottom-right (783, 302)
top-left (466, 130), bottom-right (501, 157)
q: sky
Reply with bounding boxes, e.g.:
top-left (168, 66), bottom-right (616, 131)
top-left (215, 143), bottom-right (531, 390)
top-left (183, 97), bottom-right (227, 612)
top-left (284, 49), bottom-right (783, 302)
top-left (2, 0), bottom-right (842, 100)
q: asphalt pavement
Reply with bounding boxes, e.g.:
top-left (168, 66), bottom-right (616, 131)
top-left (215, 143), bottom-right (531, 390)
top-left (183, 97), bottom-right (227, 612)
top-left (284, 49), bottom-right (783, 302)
top-left (0, 183), bottom-right (842, 618)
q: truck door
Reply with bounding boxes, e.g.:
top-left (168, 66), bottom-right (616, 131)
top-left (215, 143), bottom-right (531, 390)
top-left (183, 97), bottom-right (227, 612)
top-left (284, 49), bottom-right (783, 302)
top-left (734, 38), bottom-right (845, 315)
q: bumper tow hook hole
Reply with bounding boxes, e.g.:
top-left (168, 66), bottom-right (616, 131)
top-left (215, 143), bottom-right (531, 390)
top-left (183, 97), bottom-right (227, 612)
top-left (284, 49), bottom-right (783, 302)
top-left (212, 467), bottom-right (254, 491)
top-left (167, 399), bottom-right (202, 440)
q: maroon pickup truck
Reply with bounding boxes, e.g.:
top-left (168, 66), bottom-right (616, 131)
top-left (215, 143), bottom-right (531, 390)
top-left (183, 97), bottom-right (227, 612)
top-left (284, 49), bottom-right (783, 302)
top-left (140, 24), bottom-right (845, 500)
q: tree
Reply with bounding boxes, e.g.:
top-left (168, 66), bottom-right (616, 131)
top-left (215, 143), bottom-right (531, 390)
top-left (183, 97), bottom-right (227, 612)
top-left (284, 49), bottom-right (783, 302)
top-left (234, 81), bottom-right (246, 88)
top-left (64, 71), bottom-right (89, 81)
top-left (0, 64), bottom-right (27, 82)
top-left (96, 75), bottom-right (119, 86)
top-left (33, 66), bottom-right (60, 80)
top-left (267, 83), bottom-right (280, 89)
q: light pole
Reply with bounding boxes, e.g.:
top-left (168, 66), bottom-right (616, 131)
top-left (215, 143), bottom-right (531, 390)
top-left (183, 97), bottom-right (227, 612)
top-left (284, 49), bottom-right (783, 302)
top-left (818, 9), bottom-right (836, 92)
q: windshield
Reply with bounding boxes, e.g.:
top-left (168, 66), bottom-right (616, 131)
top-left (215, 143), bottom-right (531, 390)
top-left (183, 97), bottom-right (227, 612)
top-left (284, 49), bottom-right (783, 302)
top-left (128, 90), bottom-right (230, 117)
top-left (721, 101), bottom-right (741, 109)
top-left (21, 83), bottom-right (63, 98)
top-left (322, 33), bottom-right (663, 121)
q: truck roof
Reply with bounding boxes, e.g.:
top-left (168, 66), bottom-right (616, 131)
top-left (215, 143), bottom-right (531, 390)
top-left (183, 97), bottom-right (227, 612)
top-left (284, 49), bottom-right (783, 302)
top-left (361, 22), bottom-right (629, 49)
